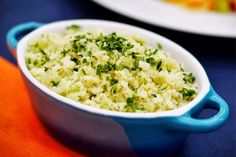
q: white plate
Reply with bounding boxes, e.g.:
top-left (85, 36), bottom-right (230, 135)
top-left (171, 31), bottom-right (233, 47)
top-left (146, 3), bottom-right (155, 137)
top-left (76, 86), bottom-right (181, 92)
top-left (93, 0), bottom-right (236, 38)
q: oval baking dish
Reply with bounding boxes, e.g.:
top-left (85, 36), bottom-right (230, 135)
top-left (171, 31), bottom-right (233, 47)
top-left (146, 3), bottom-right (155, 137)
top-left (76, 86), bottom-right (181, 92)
top-left (7, 20), bottom-right (229, 157)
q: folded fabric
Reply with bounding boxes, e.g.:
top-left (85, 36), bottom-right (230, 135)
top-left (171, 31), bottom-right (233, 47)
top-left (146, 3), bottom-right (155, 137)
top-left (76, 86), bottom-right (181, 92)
top-left (0, 57), bottom-right (85, 157)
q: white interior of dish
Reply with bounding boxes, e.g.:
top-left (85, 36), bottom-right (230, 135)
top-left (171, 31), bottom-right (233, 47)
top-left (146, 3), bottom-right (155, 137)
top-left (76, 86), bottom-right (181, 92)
top-left (17, 20), bottom-right (210, 118)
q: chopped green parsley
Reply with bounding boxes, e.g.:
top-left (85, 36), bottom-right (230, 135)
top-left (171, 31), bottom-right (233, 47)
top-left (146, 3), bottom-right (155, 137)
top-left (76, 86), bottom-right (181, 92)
top-left (66, 24), bottom-right (80, 31)
top-left (183, 73), bottom-right (195, 84)
top-left (96, 32), bottom-right (134, 53)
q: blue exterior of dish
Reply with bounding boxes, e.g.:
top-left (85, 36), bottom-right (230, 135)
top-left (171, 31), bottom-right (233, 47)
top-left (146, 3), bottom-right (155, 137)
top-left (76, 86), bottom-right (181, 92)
top-left (114, 87), bottom-right (229, 157)
top-left (7, 21), bottom-right (229, 157)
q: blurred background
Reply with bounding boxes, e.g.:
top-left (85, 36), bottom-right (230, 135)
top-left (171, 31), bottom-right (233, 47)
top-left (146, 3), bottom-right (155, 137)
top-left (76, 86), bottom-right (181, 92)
top-left (0, 0), bottom-right (235, 157)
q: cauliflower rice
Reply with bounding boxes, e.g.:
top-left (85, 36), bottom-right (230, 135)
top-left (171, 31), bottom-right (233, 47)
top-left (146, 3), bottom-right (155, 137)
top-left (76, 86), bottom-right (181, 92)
top-left (25, 25), bottom-right (198, 113)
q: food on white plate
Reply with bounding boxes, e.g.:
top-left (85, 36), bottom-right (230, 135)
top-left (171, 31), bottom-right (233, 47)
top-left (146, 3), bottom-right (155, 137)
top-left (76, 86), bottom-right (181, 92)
top-left (164, 0), bottom-right (236, 13)
top-left (25, 25), bottom-right (198, 113)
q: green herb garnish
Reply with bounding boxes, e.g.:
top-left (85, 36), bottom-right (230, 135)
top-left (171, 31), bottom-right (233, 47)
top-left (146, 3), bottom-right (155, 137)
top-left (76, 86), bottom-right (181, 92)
top-left (152, 48), bottom-right (158, 55)
top-left (82, 68), bottom-right (86, 75)
top-left (146, 57), bottom-right (156, 66)
top-left (66, 24), bottom-right (80, 31)
top-left (110, 84), bottom-right (117, 94)
top-left (51, 80), bottom-right (60, 87)
top-left (116, 65), bottom-right (125, 71)
top-left (96, 64), bottom-right (110, 75)
top-left (110, 78), bottom-right (118, 85)
top-left (156, 60), bottom-right (162, 71)
top-left (39, 49), bottom-right (49, 65)
top-left (131, 52), bottom-right (137, 59)
top-left (44, 67), bottom-right (49, 72)
top-left (33, 60), bottom-right (38, 65)
top-left (61, 49), bottom-right (68, 57)
top-left (72, 35), bottom-right (87, 52)
top-left (82, 58), bottom-right (88, 64)
top-left (157, 43), bottom-right (163, 50)
top-left (70, 58), bottom-right (78, 63)
top-left (180, 88), bottom-right (196, 98)
top-left (96, 32), bottom-right (134, 53)
top-left (126, 97), bottom-right (138, 111)
top-left (106, 76), bottom-right (110, 81)
top-left (73, 67), bottom-right (79, 72)
top-left (96, 63), bottom-right (116, 75)
top-left (27, 58), bottom-right (32, 64)
top-left (183, 73), bottom-right (195, 84)
top-left (131, 57), bottom-right (141, 70)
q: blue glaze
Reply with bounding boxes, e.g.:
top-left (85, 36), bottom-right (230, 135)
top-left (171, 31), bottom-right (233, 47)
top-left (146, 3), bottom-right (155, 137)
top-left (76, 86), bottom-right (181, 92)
top-left (168, 87), bottom-right (229, 133)
top-left (114, 120), bottom-right (188, 157)
top-left (7, 22), bottom-right (43, 49)
top-left (114, 86), bottom-right (229, 157)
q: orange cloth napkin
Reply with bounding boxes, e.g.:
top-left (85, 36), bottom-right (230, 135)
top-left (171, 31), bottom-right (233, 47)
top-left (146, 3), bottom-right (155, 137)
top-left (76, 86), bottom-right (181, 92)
top-left (0, 57), bottom-right (86, 157)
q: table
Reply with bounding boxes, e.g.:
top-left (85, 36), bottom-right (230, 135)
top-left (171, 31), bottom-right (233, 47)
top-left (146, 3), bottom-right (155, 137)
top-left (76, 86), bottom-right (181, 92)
top-left (1, 0), bottom-right (235, 157)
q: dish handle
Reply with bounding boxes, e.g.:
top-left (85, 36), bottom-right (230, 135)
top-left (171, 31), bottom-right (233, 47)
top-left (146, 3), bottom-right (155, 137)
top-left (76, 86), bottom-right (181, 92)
top-left (7, 22), bottom-right (43, 58)
top-left (169, 87), bottom-right (229, 133)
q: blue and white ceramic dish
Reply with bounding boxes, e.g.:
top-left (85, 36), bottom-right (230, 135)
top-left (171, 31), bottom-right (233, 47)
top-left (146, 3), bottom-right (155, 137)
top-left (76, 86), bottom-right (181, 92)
top-left (7, 20), bottom-right (229, 157)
